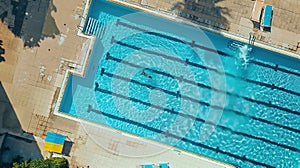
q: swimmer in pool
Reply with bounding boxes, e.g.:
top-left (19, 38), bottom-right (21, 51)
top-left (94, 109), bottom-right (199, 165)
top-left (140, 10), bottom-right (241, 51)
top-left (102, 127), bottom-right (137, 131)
top-left (141, 70), bottom-right (152, 78)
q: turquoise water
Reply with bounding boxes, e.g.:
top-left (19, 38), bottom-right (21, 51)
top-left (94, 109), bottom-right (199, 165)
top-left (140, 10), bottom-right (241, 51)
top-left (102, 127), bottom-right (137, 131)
top-left (60, 0), bottom-right (300, 167)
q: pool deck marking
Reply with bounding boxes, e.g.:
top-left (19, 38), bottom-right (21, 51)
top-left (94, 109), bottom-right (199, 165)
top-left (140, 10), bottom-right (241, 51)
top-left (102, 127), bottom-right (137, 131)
top-left (116, 19), bottom-right (300, 76)
top-left (94, 74), bottom-right (300, 152)
top-left (105, 53), bottom-right (300, 119)
top-left (109, 0), bottom-right (300, 60)
top-left (87, 104), bottom-right (276, 168)
top-left (98, 68), bottom-right (300, 135)
top-left (111, 37), bottom-right (300, 98)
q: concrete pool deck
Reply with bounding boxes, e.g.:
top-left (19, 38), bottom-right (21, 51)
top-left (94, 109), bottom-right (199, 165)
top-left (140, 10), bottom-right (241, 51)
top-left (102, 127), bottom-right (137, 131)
top-left (0, 0), bottom-right (299, 167)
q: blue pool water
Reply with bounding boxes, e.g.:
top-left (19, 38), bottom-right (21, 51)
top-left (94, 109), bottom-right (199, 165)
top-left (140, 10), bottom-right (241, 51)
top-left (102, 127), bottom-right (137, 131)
top-left (60, 0), bottom-right (300, 167)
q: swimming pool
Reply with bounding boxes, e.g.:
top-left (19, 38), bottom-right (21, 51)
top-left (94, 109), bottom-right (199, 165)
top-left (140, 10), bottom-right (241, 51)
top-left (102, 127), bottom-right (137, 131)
top-left (59, 0), bottom-right (300, 167)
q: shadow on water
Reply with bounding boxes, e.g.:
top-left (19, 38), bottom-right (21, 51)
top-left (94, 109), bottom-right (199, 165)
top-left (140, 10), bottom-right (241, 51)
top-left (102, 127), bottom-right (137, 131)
top-left (0, 82), bottom-right (43, 166)
top-left (0, 40), bottom-right (5, 62)
top-left (0, 0), bottom-right (60, 47)
top-left (171, 0), bottom-right (230, 31)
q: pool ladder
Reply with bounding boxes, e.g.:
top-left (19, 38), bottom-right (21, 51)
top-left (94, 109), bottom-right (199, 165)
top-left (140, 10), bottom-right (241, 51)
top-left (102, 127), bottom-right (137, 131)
top-left (84, 17), bottom-right (106, 38)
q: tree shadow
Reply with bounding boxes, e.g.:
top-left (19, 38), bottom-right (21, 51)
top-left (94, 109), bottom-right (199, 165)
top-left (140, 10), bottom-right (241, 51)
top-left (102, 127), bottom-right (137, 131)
top-left (0, 0), bottom-right (60, 48)
top-left (171, 0), bottom-right (230, 31)
top-left (0, 82), bottom-right (43, 166)
top-left (0, 40), bottom-right (5, 62)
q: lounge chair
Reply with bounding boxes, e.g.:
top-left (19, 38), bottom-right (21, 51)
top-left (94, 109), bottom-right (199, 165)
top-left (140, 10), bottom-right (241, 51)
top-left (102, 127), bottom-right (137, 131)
top-left (250, 0), bottom-right (264, 23)
top-left (138, 164), bottom-right (154, 168)
top-left (261, 5), bottom-right (273, 28)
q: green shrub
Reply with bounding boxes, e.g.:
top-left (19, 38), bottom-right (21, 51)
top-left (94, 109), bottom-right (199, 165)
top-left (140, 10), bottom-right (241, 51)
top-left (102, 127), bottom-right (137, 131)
top-left (11, 157), bottom-right (68, 168)
top-left (48, 157), bottom-right (68, 168)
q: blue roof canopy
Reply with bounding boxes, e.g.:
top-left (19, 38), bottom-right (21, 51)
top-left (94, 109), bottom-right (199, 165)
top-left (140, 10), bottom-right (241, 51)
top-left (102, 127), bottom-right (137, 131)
top-left (263, 5), bottom-right (273, 27)
top-left (45, 132), bottom-right (66, 145)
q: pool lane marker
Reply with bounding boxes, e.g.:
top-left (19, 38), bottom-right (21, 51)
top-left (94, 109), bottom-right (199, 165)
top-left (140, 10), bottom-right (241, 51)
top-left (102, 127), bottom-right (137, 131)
top-left (111, 36), bottom-right (185, 64)
top-left (105, 53), bottom-right (300, 117)
top-left (111, 37), bottom-right (300, 99)
top-left (100, 68), bottom-right (300, 134)
top-left (250, 60), bottom-right (300, 77)
top-left (90, 87), bottom-right (300, 153)
top-left (115, 19), bottom-right (300, 77)
top-left (116, 19), bottom-right (230, 57)
top-left (87, 104), bottom-right (276, 168)
top-left (111, 37), bottom-right (300, 97)
top-left (94, 73), bottom-right (300, 143)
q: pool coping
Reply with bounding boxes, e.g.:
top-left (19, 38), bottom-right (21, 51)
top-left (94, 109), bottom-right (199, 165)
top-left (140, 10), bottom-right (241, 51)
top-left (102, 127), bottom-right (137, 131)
top-left (109, 0), bottom-right (300, 60)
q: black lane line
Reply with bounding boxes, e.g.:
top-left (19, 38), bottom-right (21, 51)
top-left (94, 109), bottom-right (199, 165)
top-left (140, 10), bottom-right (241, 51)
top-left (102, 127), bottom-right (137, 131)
top-left (116, 19), bottom-right (300, 78)
top-left (111, 38), bottom-right (300, 98)
top-left (102, 71), bottom-right (179, 97)
top-left (94, 86), bottom-right (300, 152)
top-left (106, 52), bottom-right (300, 117)
top-left (244, 78), bottom-right (300, 97)
top-left (250, 60), bottom-right (300, 77)
top-left (113, 39), bottom-right (186, 64)
top-left (87, 104), bottom-right (276, 168)
top-left (188, 58), bottom-right (300, 98)
top-left (116, 19), bottom-right (231, 57)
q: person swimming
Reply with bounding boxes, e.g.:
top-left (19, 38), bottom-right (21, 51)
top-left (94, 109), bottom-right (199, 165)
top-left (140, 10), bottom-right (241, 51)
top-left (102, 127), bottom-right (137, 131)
top-left (141, 70), bottom-right (152, 78)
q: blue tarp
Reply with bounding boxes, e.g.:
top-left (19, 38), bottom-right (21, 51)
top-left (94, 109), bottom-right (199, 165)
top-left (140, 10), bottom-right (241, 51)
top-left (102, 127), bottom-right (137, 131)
top-left (263, 5), bottom-right (273, 27)
top-left (45, 132), bottom-right (66, 145)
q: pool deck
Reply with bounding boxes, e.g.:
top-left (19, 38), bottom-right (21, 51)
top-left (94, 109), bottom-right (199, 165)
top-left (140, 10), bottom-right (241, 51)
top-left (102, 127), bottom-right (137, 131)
top-left (0, 0), bottom-right (299, 167)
